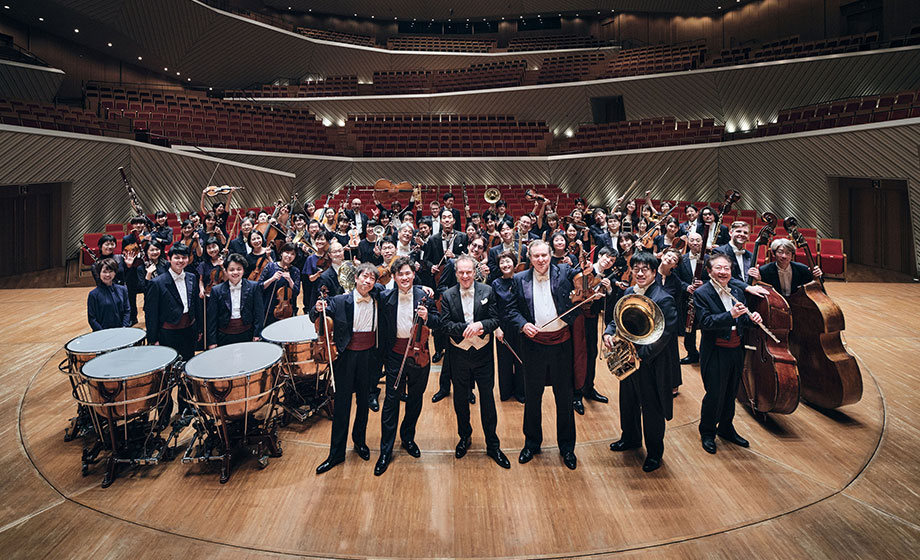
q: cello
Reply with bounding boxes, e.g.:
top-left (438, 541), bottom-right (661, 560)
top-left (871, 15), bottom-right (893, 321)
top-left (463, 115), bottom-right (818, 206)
top-left (737, 212), bottom-right (800, 414)
top-left (783, 217), bottom-right (862, 408)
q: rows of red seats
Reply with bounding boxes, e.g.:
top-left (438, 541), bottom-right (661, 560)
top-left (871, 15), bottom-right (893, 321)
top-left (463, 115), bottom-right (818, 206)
top-left (345, 114), bottom-right (552, 157)
top-left (562, 117), bottom-right (724, 153)
top-left (227, 76), bottom-right (359, 98)
top-left (754, 90), bottom-right (920, 136)
top-left (386, 35), bottom-right (495, 53)
top-left (297, 26), bottom-right (375, 47)
top-left (710, 32), bottom-right (879, 67)
top-left (508, 35), bottom-right (609, 52)
top-left (0, 98), bottom-right (130, 137)
top-left (372, 60), bottom-right (527, 95)
top-left (606, 42), bottom-right (706, 78)
top-left (536, 52), bottom-right (607, 84)
top-left (86, 84), bottom-right (337, 154)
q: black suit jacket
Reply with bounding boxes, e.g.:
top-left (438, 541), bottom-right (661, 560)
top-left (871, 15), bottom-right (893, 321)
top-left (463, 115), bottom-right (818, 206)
top-left (145, 269), bottom-right (201, 344)
top-left (206, 279), bottom-right (265, 343)
top-left (317, 265), bottom-right (344, 297)
top-left (603, 282), bottom-right (678, 419)
top-left (697, 223), bottom-right (729, 247)
top-left (506, 264), bottom-right (581, 332)
top-left (693, 281), bottom-right (754, 371)
top-left (379, 285), bottom-right (440, 352)
top-left (227, 235), bottom-right (249, 256)
top-left (424, 231), bottom-right (469, 271)
top-left (308, 290), bottom-right (384, 351)
top-left (344, 209), bottom-right (370, 238)
top-left (87, 284), bottom-right (131, 331)
top-left (758, 261), bottom-right (814, 296)
top-left (439, 282), bottom-right (499, 345)
top-left (714, 242), bottom-right (753, 282)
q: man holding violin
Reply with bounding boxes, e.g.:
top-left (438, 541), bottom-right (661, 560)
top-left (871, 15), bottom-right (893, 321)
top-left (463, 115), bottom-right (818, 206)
top-left (374, 257), bottom-right (440, 476)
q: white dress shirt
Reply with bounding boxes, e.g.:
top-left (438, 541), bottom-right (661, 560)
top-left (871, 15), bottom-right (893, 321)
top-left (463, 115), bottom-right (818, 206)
top-left (396, 290), bottom-right (414, 338)
top-left (711, 280), bottom-right (737, 331)
top-left (533, 271), bottom-right (564, 332)
top-left (777, 264), bottom-right (793, 296)
top-left (689, 252), bottom-right (700, 275)
top-left (353, 290), bottom-right (375, 332)
top-left (451, 286), bottom-right (489, 350)
top-left (169, 268), bottom-right (189, 313)
top-left (731, 243), bottom-right (747, 281)
top-left (228, 280), bottom-right (242, 319)
top-left (396, 241), bottom-right (412, 257)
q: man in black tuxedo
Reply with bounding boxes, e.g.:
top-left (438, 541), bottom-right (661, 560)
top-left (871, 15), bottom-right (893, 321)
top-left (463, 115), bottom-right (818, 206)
top-left (317, 241), bottom-right (347, 297)
top-left (343, 197), bottom-right (370, 239)
top-left (442, 192), bottom-right (462, 231)
top-left (679, 204), bottom-right (700, 238)
top-left (440, 254), bottom-right (509, 469)
top-left (693, 253), bottom-right (763, 455)
top-left (748, 238), bottom-right (823, 296)
top-left (673, 232), bottom-right (708, 364)
top-left (426, 208), bottom-right (469, 383)
top-left (206, 253), bottom-right (264, 347)
top-left (374, 257), bottom-right (440, 476)
top-left (713, 221), bottom-right (753, 282)
top-left (309, 263), bottom-right (384, 474)
top-left (506, 240), bottom-right (581, 470)
top-left (697, 206), bottom-right (729, 248)
top-left (588, 208), bottom-right (608, 248)
top-left (605, 251), bottom-right (679, 473)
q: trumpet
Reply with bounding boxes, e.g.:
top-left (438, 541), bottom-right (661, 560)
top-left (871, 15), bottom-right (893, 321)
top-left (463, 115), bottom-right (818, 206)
top-left (604, 294), bottom-right (665, 380)
top-left (524, 189), bottom-right (547, 203)
top-left (484, 187), bottom-right (501, 204)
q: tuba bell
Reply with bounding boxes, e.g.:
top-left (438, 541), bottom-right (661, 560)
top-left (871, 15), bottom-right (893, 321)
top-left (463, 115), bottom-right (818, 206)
top-left (338, 261), bottom-right (357, 292)
top-left (484, 188), bottom-right (501, 204)
top-left (604, 294), bottom-right (665, 380)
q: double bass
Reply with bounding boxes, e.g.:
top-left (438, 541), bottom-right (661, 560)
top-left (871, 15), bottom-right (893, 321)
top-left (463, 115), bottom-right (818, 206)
top-left (737, 212), bottom-right (800, 414)
top-left (784, 217), bottom-right (862, 408)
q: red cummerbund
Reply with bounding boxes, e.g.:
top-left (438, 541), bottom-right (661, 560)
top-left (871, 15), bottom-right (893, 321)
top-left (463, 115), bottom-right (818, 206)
top-left (346, 331), bottom-right (376, 351)
top-left (162, 313), bottom-right (193, 330)
top-left (531, 328), bottom-right (571, 346)
top-left (220, 318), bottom-right (251, 335)
top-left (715, 329), bottom-right (741, 348)
top-left (393, 337), bottom-right (410, 355)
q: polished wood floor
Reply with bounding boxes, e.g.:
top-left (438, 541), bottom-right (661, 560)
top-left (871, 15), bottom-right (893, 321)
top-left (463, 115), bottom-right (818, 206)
top-left (0, 283), bottom-right (918, 559)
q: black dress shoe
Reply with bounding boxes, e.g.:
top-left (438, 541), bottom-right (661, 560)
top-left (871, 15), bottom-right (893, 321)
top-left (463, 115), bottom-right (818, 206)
top-left (642, 457), bottom-right (662, 473)
top-left (432, 351), bottom-right (443, 363)
top-left (316, 456), bottom-right (344, 474)
top-left (455, 437), bottom-right (472, 459)
top-left (518, 447), bottom-right (539, 464)
top-left (562, 451), bottom-right (577, 470)
top-left (514, 394), bottom-right (526, 404)
top-left (573, 398), bottom-right (585, 415)
top-left (719, 431), bottom-right (750, 447)
top-left (400, 392), bottom-right (408, 402)
top-left (401, 440), bottom-right (421, 458)
top-left (469, 392), bottom-right (476, 404)
top-left (487, 448), bottom-right (511, 469)
top-left (680, 356), bottom-right (699, 365)
top-left (701, 437), bottom-right (717, 454)
top-left (374, 454), bottom-right (390, 476)
top-left (609, 439), bottom-right (641, 452)
top-left (585, 389), bottom-right (609, 403)
top-left (368, 394), bottom-right (379, 412)
top-left (431, 389), bottom-right (450, 403)
top-left (355, 444), bottom-right (370, 461)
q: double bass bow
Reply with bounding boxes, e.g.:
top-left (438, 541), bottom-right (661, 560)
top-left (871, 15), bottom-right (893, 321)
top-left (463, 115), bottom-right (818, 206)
top-left (738, 212), bottom-right (800, 415)
top-left (783, 216), bottom-right (862, 408)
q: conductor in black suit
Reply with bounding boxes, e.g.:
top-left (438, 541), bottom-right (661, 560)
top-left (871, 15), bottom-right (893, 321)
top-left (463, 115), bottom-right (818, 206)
top-left (206, 253), bottom-right (265, 348)
top-left (145, 242), bottom-right (201, 360)
top-left (713, 221), bottom-right (753, 282)
top-left (605, 251), bottom-right (679, 473)
top-left (440, 254), bottom-right (510, 469)
top-left (748, 238), bottom-right (823, 297)
top-left (697, 206), bottom-right (729, 248)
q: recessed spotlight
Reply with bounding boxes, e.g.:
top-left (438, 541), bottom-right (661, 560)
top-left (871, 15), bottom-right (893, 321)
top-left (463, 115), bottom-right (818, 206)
top-left (187, 78), bottom-right (191, 82)
top-left (3, 5), bottom-right (10, 10)
top-left (107, 42), bottom-right (112, 47)
top-left (137, 56), bottom-right (142, 60)
top-left (74, 28), bottom-right (79, 33)
top-left (164, 67), bottom-right (168, 71)
top-left (176, 71), bottom-right (180, 75)
top-left (371, 15), bottom-right (374, 19)
top-left (353, 13), bottom-right (357, 17)
top-left (38, 17), bottom-right (43, 21)
top-left (209, 87), bottom-right (213, 91)
top-left (287, 6), bottom-right (291, 9)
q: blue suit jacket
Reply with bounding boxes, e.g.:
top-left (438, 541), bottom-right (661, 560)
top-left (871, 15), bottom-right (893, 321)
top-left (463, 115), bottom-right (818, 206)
top-left (713, 242), bottom-right (753, 282)
top-left (87, 284), bottom-right (131, 331)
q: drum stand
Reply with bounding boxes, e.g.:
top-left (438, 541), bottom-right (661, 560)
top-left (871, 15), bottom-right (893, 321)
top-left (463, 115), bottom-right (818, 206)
top-left (181, 381), bottom-right (284, 484)
top-left (279, 361), bottom-right (334, 424)
top-left (59, 357), bottom-right (96, 441)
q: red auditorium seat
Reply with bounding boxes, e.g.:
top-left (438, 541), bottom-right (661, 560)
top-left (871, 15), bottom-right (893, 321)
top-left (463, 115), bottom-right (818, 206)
top-left (818, 238), bottom-right (846, 277)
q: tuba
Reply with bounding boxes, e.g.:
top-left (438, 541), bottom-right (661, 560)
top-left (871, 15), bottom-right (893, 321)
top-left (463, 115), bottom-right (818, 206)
top-left (484, 187), bottom-right (501, 205)
top-left (338, 261), bottom-right (357, 292)
top-left (604, 294), bottom-right (665, 380)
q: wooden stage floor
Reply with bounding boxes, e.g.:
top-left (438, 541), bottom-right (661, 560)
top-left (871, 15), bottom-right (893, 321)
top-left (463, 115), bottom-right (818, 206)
top-left (0, 283), bottom-right (918, 559)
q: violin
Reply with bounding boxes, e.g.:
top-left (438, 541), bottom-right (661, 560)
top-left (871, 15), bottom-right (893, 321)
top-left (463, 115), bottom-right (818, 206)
top-left (394, 295), bottom-right (432, 390)
top-left (205, 255), bottom-right (227, 297)
top-left (248, 252), bottom-right (272, 281)
top-left (377, 255), bottom-right (398, 285)
top-left (313, 286), bottom-right (338, 365)
top-left (315, 252), bottom-right (332, 271)
top-left (204, 185), bottom-right (243, 197)
top-left (570, 245), bottom-right (603, 304)
top-left (273, 265), bottom-right (294, 320)
top-left (783, 216), bottom-right (862, 409)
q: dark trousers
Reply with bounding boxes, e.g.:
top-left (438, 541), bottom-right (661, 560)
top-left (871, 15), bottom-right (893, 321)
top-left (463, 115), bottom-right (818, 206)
top-left (127, 287), bottom-right (139, 324)
top-left (619, 364), bottom-right (666, 460)
top-left (699, 344), bottom-right (744, 438)
top-left (379, 350), bottom-right (430, 457)
top-left (496, 332), bottom-right (525, 401)
top-left (216, 328), bottom-right (254, 347)
top-left (328, 348), bottom-right (373, 460)
top-left (449, 343), bottom-right (499, 449)
top-left (522, 337), bottom-right (576, 454)
top-left (158, 324), bottom-right (197, 413)
top-left (575, 313), bottom-right (600, 398)
top-left (683, 327), bottom-right (700, 359)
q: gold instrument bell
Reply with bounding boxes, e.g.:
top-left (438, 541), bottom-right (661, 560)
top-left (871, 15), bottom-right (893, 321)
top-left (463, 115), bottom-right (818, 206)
top-left (484, 188), bottom-right (501, 204)
top-left (604, 294), bottom-right (665, 380)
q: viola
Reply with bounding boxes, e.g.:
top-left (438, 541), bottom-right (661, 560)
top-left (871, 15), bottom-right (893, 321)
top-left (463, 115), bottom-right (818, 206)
top-left (570, 245), bottom-right (602, 304)
top-left (377, 255), bottom-right (398, 285)
top-left (248, 252), bottom-right (272, 281)
top-left (313, 286), bottom-right (338, 365)
top-left (315, 252), bottom-right (332, 271)
top-left (205, 258), bottom-right (226, 297)
top-left (783, 216), bottom-right (862, 408)
top-left (273, 265), bottom-right (294, 320)
top-left (737, 212), bottom-right (800, 415)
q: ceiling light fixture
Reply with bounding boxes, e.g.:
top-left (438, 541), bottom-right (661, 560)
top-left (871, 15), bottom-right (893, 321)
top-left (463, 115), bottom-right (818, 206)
top-left (137, 56), bottom-right (142, 60)
top-left (74, 28), bottom-right (79, 33)
top-left (38, 17), bottom-right (44, 21)
top-left (164, 67), bottom-right (168, 71)
top-left (107, 42), bottom-right (112, 47)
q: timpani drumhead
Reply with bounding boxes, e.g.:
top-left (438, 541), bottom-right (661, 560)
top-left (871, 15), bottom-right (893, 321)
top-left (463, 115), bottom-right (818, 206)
top-left (82, 346), bottom-right (177, 380)
top-left (260, 316), bottom-right (318, 344)
top-left (65, 327), bottom-right (146, 355)
top-left (184, 342), bottom-right (282, 380)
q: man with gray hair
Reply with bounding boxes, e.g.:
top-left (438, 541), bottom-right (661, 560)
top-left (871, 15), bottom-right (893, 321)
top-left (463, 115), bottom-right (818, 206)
top-left (748, 238), bottom-right (823, 297)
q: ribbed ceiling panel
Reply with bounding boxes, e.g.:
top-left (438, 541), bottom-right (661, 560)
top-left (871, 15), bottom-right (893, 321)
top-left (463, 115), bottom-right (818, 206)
top-left (55, 0), bottom-right (128, 26)
top-left (0, 62), bottom-right (66, 102)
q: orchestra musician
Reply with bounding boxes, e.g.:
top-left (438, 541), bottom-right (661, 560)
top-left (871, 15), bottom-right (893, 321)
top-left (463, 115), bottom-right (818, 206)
top-left (440, 255), bottom-right (510, 468)
top-left (572, 247), bottom-right (615, 414)
top-left (87, 258), bottom-right (131, 331)
top-left (698, 206), bottom-right (729, 248)
top-left (604, 251), bottom-right (679, 473)
top-left (356, 221), bottom-right (383, 265)
top-left (206, 253), bottom-right (265, 348)
top-left (441, 192), bottom-right (462, 230)
top-left (486, 222), bottom-right (521, 283)
top-left (343, 198), bottom-right (369, 239)
top-left (150, 210), bottom-right (173, 247)
top-left (506, 240), bottom-right (581, 470)
top-left (427, 208), bottom-right (469, 378)
top-left (679, 204), bottom-right (700, 237)
top-left (135, 240), bottom-right (169, 296)
top-left (259, 243), bottom-right (300, 325)
top-left (310, 263), bottom-right (384, 474)
top-left (491, 250), bottom-right (526, 403)
top-left (674, 232), bottom-right (707, 364)
top-left (747, 238), bottom-right (823, 296)
top-left (657, 248), bottom-right (685, 396)
top-left (316, 241), bottom-right (346, 298)
top-left (228, 217), bottom-right (254, 255)
top-left (302, 233), bottom-right (330, 309)
top-left (714, 221), bottom-right (753, 282)
top-left (693, 253), bottom-right (763, 455)
top-left (374, 257), bottom-right (439, 476)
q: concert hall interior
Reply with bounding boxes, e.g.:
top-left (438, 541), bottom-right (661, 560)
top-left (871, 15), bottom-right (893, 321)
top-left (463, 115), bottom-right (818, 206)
top-left (1, 1), bottom-right (920, 558)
